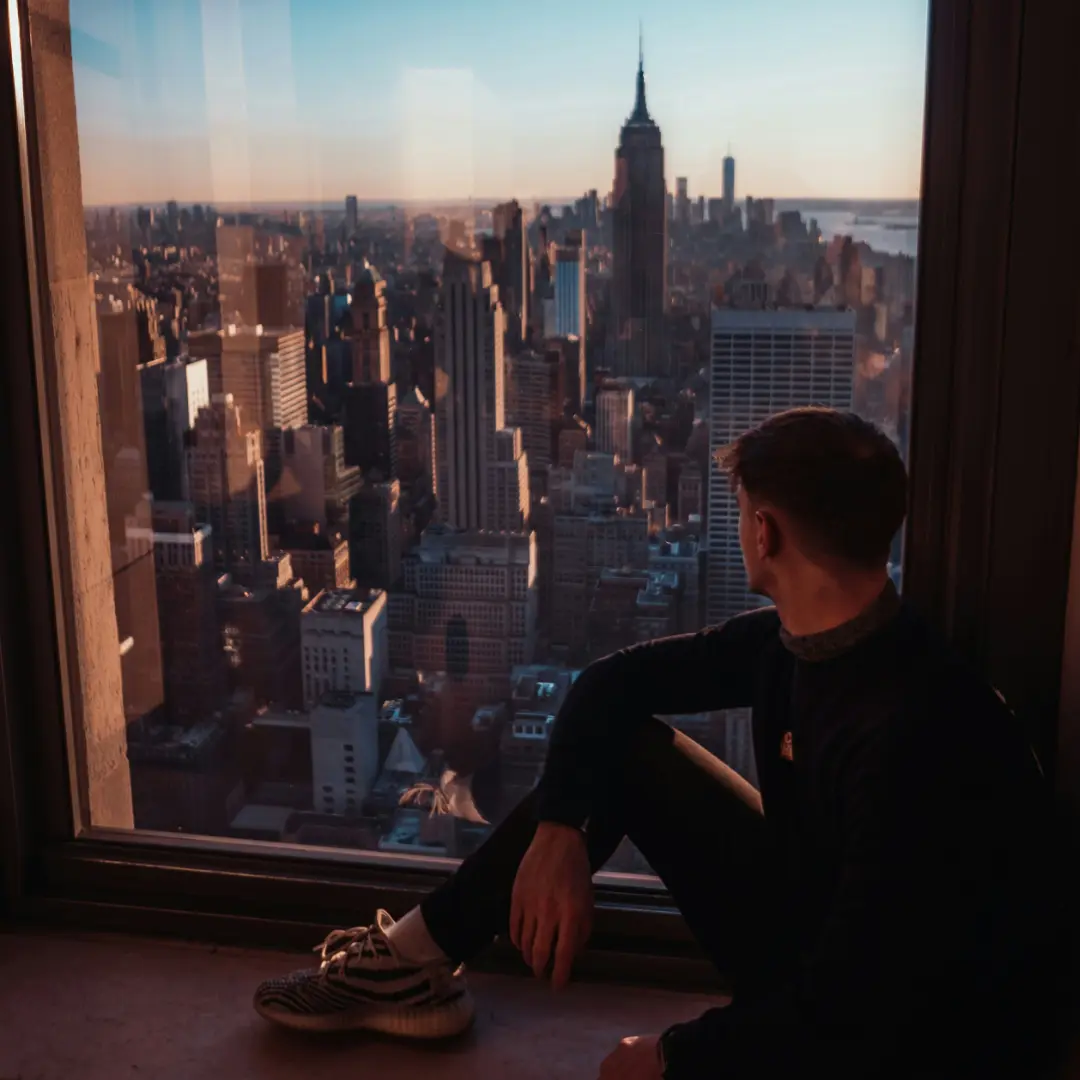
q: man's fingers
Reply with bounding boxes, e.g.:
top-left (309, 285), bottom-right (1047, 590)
top-left (551, 921), bottom-right (577, 990)
top-left (509, 882), bottom-right (523, 950)
top-left (519, 909), bottom-right (538, 969)
top-left (531, 910), bottom-right (556, 980)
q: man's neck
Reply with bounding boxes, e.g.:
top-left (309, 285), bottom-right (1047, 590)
top-left (773, 571), bottom-right (891, 638)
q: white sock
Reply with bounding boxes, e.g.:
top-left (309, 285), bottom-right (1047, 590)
top-left (385, 907), bottom-right (449, 965)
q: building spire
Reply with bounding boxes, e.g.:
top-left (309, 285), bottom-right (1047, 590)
top-left (630, 22), bottom-right (651, 123)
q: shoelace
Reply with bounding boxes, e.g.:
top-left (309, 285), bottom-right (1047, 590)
top-left (314, 924), bottom-right (383, 978)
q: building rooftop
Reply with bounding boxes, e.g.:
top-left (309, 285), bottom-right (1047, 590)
top-left (379, 699), bottom-right (413, 726)
top-left (710, 306), bottom-right (857, 331)
top-left (377, 808), bottom-right (448, 857)
top-left (250, 707), bottom-right (309, 730)
top-left (352, 258), bottom-right (384, 286)
top-left (229, 803), bottom-right (294, 835)
top-left (304, 587), bottom-right (383, 616)
top-left (650, 536), bottom-right (700, 559)
top-left (510, 665), bottom-right (577, 710)
top-left (315, 690), bottom-right (368, 710)
top-left (126, 718), bottom-right (225, 766)
top-left (414, 526), bottom-right (533, 565)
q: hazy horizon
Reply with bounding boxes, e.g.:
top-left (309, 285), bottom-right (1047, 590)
top-left (84, 196), bottom-right (923, 213)
top-left (70, 0), bottom-right (929, 207)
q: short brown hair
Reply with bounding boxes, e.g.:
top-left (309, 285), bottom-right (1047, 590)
top-left (715, 407), bottom-right (907, 567)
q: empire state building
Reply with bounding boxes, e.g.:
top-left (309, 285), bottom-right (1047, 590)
top-left (611, 39), bottom-right (667, 378)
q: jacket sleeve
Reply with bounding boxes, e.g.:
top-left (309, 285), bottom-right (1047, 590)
top-left (535, 608), bottom-right (778, 828)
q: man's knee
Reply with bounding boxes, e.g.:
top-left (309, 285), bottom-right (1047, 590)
top-left (616, 715), bottom-right (678, 790)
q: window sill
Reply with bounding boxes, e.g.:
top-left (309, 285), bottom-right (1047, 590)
top-left (16, 831), bottom-right (727, 992)
top-left (0, 928), bottom-right (727, 1080)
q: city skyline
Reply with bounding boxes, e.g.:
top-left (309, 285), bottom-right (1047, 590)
top-left (70, 0), bottom-right (929, 207)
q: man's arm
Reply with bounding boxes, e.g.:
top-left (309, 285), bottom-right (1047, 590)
top-left (536, 608), bottom-right (779, 828)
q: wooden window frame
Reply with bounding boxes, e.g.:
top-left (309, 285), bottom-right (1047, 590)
top-left (1, 0), bottom-right (1078, 982)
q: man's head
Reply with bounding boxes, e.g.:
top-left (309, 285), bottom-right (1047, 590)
top-left (715, 408), bottom-right (907, 601)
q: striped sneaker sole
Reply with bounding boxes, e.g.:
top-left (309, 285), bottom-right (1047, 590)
top-left (254, 987), bottom-right (475, 1038)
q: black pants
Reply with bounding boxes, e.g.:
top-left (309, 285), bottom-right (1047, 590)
top-left (421, 714), bottom-right (794, 997)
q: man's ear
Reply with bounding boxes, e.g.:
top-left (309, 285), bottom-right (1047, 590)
top-left (755, 508), bottom-right (781, 559)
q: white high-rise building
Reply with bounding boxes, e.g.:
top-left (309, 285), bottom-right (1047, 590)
top-left (706, 307), bottom-right (856, 623)
top-left (434, 252), bottom-right (528, 531)
top-left (311, 692), bottom-right (378, 816)
top-left (595, 384), bottom-right (635, 462)
top-left (301, 587), bottom-right (388, 708)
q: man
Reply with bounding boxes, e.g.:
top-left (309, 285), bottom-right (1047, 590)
top-left (254, 408), bottom-right (1064, 1078)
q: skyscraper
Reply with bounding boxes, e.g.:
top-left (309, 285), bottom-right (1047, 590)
top-left (506, 349), bottom-right (565, 478)
top-left (550, 500), bottom-right (650, 660)
top-left (553, 230), bottom-right (586, 341)
top-left (675, 176), bottom-right (690, 229)
top-left (395, 386), bottom-right (435, 488)
top-left (491, 200), bottom-right (529, 350)
top-left (722, 153), bottom-right (736, 214)
top-left (434, 251), bottom-right (528, 532)
top-left (489, 427), bottom-right (530, 531)
top-left (611, 35), bottom-right (667, 378)
top-left (343, 381), bottom-right (397, 479)
top-left (148, 502), bottom-right (228, 724)
top-left (187, 326), bottom-right (307, 497)
top-left (595, 383), bottom-right (635, 462)
top-left (216, 226), bottom-right (305, 328)
top-left (218, 554), bottom-right (305, 709)
top-left (706, 307), bottom-right (856, 622)
top-left (167, 358), bottom-right (210, 498)
top-left (345, 194), bottom-right (359, 237)
top-left (344, 260), bottom-right (391, 384)
top-left (185, 397), bottom-right (270, 574)
top-left (278, 424), bottom-right (362, 529)
top-left (348, 481), bottom-right (403, 590)
top-left (96, 288), bottom-right (166, 726)
top-left (188, 326), bottom-right (307, 437)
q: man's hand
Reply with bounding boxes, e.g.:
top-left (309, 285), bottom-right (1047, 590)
top-left (509, 821), bottom-right (593, 989)
top-left (598, 1034), bottom-right (664, 1080)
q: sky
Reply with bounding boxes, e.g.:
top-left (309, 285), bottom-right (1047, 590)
top-left (69, 0), bottom-right (929, 208)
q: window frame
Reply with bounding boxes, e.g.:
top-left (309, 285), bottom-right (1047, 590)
top-left (2, 0), bottom-right (1078, 980)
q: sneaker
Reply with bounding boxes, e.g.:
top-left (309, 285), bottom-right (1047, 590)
top-left (253, 910), bottom-right (474, 1037)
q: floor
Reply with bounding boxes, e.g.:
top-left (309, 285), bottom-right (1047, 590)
top-left (0, 930), bottom-right (727, 1080)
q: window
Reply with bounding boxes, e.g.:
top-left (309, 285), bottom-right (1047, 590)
top-left (5, 0), bottom-right (1074, 955)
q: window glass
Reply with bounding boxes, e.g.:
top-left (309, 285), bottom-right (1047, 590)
top-left (59, 0), bottom-right (927, 875)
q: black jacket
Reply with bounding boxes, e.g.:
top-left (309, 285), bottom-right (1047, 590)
top-left (537, 605), bottom-right (1066, 1079)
